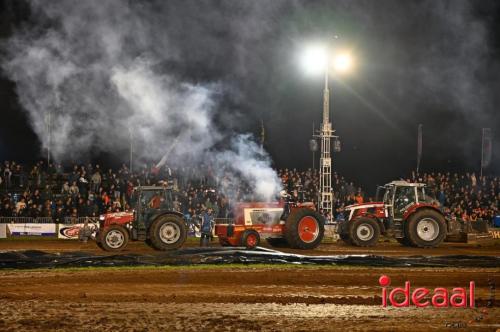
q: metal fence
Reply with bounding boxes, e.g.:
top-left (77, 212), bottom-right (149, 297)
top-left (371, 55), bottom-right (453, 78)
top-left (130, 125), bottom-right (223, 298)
top-left (0, 216), bottom-right (99, 224)
top-left (214, 218), bottom-right (232, 224)
top-left (0, 217), bottom-right (34, 224)
top-left (63, 217), bottom-right (99, 225)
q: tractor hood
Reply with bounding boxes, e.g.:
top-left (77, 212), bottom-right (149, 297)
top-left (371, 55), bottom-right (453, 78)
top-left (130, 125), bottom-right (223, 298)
top-left (344, 202), bottom-right (384, 211)
top-left (100, 211), bottom-right (134, 226)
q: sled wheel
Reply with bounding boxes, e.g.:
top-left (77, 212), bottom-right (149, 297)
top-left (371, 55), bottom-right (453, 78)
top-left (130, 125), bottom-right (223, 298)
top-left (405, 209), bottom-right (446, 248)
top-left (240, 230), bottom-right (260, 249)
top-left (338, 221), bottom-right (352, 244)
top-left (396, 237), bottom-right (412, 246)
top-left (348, 217), bottom-right (380, 247)
top-left (266, 237), bottom-right (288, 247)
top-left (149, 215), bottom-right (187, 251)
top-left (99, 225), bottom-right (129, 252)
top-left (219, 238), bottom-right (231, 247)
top-left (285, 209), bottom-right (324, 249)
top-left (339, 231), bottom-right (352, 244)
top-left (95, 237), bottom-right (105, 250)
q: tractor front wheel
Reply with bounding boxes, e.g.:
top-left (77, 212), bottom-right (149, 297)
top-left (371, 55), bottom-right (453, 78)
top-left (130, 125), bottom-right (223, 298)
top-left (98, 225), bottom-right (129, 251)
top-left (348, 217), bottom-right (380, 247)
top-left (405, 209), bottom-right (446, 248)
top-left (285, 209), bottom-right (324, 249)
top-left (240, 230), bottom-right (260, 249)
top-left (149, 215), bottom-right (187, 251)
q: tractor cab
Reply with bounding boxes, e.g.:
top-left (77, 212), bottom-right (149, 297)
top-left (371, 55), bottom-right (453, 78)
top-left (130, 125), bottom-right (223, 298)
top-left (133, 186), bottom-right (175, 231)
top-left (377, 181), bottom-right (435, 221)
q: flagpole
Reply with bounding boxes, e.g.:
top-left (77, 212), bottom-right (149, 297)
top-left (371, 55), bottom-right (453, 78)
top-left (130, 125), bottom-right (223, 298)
top-left (480, 128), bottom-right (484, 178)
top-left (416, 124), bottom-right (422, 175)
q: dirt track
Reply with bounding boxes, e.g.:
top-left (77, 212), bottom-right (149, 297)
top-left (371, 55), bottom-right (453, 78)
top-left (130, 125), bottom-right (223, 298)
top-left (0, 266), bottom-right (498, 331)
top-left (0, 237), bottom-right (499, 256)
top-left (0, 239), bottom-right (499, 331)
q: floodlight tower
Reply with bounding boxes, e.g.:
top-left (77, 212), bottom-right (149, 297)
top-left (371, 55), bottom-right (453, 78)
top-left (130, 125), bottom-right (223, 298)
top-left (318, 62), bottom-right (335, 223)
top-left (301, 41), bottom-right (352, 223)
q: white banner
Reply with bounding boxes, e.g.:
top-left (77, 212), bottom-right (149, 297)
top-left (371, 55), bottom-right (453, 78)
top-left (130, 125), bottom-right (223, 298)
top-left (0, 224), bottom-right (6, 238)
top-left (58, 223), bottom-right (99, 239)
top-left (7, 223), bottom-right (56, 236)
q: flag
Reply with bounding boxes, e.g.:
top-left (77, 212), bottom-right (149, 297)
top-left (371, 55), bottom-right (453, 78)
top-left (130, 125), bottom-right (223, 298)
top-left (417, 124), bottom-right (423, 173)
top-left (260, 119), bottom-right (265, 147)
top-left (481, 128), bottom-right (492, 168)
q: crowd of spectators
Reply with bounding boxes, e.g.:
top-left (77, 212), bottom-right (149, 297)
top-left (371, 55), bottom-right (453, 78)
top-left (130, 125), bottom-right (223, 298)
top-left (0, 160), bottom-right (498, 225)
top-left (0, 160), bottom-right (365, 223)
top-left (408, 171), bottom-right (499, 224)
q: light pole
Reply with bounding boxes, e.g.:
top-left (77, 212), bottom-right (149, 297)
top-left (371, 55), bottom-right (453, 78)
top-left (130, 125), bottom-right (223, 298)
top-left (301, 42), bottom-right (353, 223)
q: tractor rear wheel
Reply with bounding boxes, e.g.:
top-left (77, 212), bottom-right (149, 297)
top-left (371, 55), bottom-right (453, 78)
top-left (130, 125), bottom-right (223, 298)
top-left (285, 209), bottom-right (324, 249)
top-left (405, 209), bottom-right (446, 248)
top-left (149, 215), bottom-right (187, 251)
top-left (348, 217), bottom-right (380, 247)
top-left (240, 230), bottom-right (260, 249)
top-left (99, 225), bottom-right (129, 251)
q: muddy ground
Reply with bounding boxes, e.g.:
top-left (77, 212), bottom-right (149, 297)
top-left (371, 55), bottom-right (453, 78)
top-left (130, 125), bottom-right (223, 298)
top-left (0, 239), bottom-right (498, 331)
top-left (0, 237), bottom-right (499, 256)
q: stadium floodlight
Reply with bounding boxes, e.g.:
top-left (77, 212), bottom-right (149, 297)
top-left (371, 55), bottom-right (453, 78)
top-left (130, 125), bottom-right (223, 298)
top-left (300, 44), bottom-right (328, 75)
top-left (333, 53), bottom-right (353, 73)
top-left (301, 44), bottom-right (354, 76)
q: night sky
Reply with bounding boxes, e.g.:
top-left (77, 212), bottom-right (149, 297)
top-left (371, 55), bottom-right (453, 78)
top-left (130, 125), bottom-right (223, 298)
top-left (0, 0), bottom-right (499, 193)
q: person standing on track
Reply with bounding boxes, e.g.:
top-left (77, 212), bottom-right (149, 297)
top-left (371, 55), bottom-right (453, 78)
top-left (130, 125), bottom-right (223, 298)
top-left (200, 207), bottom-right (214, 247)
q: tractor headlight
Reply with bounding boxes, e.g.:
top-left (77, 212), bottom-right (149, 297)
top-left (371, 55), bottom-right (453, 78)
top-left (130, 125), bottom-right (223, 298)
top-left (99, 215), bottom-right (105, 221)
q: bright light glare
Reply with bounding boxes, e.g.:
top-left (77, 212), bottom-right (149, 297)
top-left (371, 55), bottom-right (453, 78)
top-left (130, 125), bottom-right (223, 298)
top-left (333, 53), bottom-right (353, 73)
top-left (301, 45), bottom-right (327, 75)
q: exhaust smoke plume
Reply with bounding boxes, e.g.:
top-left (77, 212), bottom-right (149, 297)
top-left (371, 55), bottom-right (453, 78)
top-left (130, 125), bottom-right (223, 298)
top-left (0, 0), bottom-right (283, 201)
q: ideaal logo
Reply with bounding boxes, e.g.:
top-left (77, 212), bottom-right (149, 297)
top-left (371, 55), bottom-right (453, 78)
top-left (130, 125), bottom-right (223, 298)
top-left (379, 275), bottom-right (475, 308)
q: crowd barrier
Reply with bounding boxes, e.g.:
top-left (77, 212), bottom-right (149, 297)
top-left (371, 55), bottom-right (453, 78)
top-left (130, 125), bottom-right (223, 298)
top-left (0, 216), bottom-right (99, 224)
top-left (0, 217), bottom-right (100, 239)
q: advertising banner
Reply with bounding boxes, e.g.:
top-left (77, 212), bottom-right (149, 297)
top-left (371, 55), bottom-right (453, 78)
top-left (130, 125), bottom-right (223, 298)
top-left (0, 224), bottom-right (6, 239)
top-left (58, 223), bottom-right (98, 239)
top-left (7, 223), bottom-right (56, 236)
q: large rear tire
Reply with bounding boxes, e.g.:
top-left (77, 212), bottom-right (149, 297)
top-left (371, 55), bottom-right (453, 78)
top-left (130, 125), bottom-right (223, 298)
top-left (348, 217), bottom-right (380, 247)
top-left (405, 209), bottom-right (446, 248)
top-left (149, 215), bottom-right (187, 251)
top-left (285, 209), bottom-right (324, 249)
top-left (99, 225), bottom-right (129, 252)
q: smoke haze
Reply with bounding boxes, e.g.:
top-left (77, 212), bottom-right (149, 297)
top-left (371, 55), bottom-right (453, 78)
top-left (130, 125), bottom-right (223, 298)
top-left (1, 0), bottom-right (499, 194)
top-left (1, 0), bottom-right (284, 200)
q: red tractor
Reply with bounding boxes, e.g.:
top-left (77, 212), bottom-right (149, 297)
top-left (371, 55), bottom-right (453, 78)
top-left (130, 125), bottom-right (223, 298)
top-left (215, 192), bottom-right (325, 250)
top-left (337, 181), bottom-right (490, 247)
top-left (80, 186), bottom-right (187, 251)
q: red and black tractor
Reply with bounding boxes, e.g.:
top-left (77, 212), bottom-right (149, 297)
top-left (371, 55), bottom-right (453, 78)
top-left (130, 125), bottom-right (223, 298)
top-left (215, 192), bottom-right (325, 250)
top-left (80, 186), bottom-right (187, 251)
top-left (337, 181), bottom-right (491, 247)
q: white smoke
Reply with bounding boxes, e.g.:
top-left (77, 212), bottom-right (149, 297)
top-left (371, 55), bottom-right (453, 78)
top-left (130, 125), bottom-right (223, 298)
top-left (0, 0), bottom-right (282, 201)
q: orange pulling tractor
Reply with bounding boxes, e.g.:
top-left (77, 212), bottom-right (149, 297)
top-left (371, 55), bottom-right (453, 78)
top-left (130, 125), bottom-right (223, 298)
top-left (215, 192), bottom-right (325, 250)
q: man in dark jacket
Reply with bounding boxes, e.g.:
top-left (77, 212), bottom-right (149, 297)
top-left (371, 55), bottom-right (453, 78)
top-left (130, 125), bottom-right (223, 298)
top-left (200, 207), bottom-right (214, 247)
